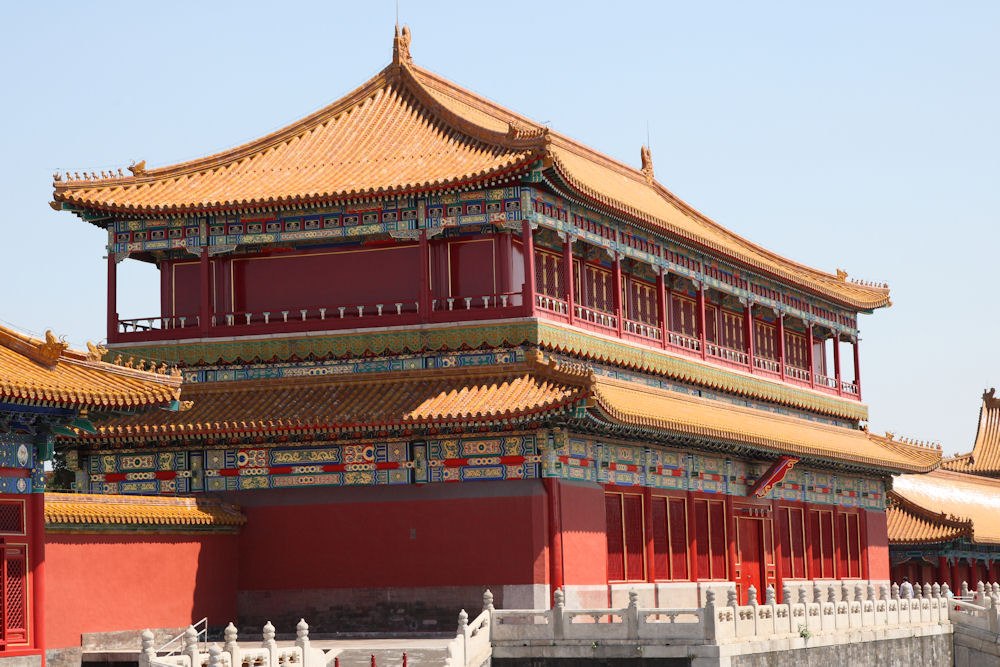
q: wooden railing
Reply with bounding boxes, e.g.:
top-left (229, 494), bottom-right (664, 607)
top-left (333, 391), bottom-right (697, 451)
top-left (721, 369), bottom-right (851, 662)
top-left (623, 318), bottom-right (662, 342)
top-left (706, 342), bottom-right (748, 366)
top-left (667, 331), bottom-right (701, 353)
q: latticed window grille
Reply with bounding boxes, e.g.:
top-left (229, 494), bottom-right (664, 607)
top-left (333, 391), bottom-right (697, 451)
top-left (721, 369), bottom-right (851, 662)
top-left (3, 544), bottom-right (27, 644)
top-left (0, 503), bottom-right (24, 534)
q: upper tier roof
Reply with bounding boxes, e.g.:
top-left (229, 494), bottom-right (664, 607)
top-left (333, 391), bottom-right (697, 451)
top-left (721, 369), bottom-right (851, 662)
top-left (892, 469), bottom-right (1000, 545)
top-left (52, 26), bottom-right (890, 311)
top-left (941, 388), bottom-right (1000, 475)
top-left (0, 325), bottom-right (181, 410)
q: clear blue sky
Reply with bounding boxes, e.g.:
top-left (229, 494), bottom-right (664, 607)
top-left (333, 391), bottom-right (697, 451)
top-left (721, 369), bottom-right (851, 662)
top-left (1, 2), bottom-right (997, 454)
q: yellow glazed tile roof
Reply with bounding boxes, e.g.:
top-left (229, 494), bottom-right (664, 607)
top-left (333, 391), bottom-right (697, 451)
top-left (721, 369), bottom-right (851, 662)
top-left (886, 493), bottom-right (971, 544)
top-left (588, 374), bottom-right (941, 473)
top-left (892, 470), bottom-right (1000, 545)
top-left (942, 388), bottom-right (1000, 474)
top-left (0, 325), bottom-right (182, 409)
top-left (52, 27), bottom-right (888, 312)
top-left (78, 352), bottom-right (939, 475)
top-left (44, 492), bottom-right (246, 529)
top-left (82, 366), bottom-right (586, 440)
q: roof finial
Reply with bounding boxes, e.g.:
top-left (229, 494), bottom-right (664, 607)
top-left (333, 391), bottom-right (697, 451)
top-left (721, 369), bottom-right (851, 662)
top-left (640, 145), bottom-right (654, 183)
top-left (393, 24), bottom-right (412, 66)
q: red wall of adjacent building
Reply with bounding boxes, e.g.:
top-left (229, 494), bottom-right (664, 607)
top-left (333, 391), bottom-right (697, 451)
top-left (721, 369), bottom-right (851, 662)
top-left (45, 533), bottom-right (239, 649)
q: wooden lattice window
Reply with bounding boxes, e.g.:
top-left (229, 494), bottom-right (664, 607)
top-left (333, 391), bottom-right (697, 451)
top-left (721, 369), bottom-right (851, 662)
top-left (0, 503), bottom-right (24, 535)
top-left (2, 543), bottom-right (27, 645)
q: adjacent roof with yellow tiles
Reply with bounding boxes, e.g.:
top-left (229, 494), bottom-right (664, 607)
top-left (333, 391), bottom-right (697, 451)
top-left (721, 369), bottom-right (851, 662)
top-left (892, 470), bottom-right (1000, 545)
top-left (0, 325), bottom-right (182, 410)
top-left (44, 492), bottom-right (246, 531)
top-left (77, 353), bottom-right (937, 474)
top-left (52, 27), bottom-right (888, 312)
top-left (941, 388), bottom-right (1000, 475)
top-left (886, 493), bottom-right (971, 544)
top-left (587, 374), bottom-right (941, 474)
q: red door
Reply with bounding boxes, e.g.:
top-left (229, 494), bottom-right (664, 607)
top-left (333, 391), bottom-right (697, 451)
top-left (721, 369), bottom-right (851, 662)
top-left (738, 518), bottom-right (765, 604)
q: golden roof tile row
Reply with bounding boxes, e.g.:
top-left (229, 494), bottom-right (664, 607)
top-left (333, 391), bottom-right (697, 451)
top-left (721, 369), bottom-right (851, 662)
top-left (44, 492), bottom-right (245, 529)
top-left (79, 356), bottom-right (939, 475)
top-left (941, 388), bottom-right (1000, 475)
top-left (0, 325), bottom-right (181, 410)
top-left (52, 27), bottom-right (889, 311)
top-left (588, 375), bottom-right (941, 473)
top-left (886, 494), bottom-right (971, 544)
top-left (891, 469), bottom-right (1000, 545)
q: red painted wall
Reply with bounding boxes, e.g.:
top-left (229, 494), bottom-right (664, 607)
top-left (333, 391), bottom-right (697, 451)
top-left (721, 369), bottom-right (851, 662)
top-left (236, 488), bottom-right (547, 590)
top-left (864, 509), bottom-right (890, 580)
top-left (45, 533), bottom-right (238, 649)
top-left (557, 481), bottom-right (608, 586)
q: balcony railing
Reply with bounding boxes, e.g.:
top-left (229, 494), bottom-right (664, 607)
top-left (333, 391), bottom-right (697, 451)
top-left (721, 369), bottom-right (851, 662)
top-left (753, 357), bottom-right (781, 374)
top-left (115, 292), bottom-right (520, 341)
top-left (574, 304), bottom-right (617, 331)
top-left (667, 331), bottom-right (701, 353)
top-left (623, 318), bottom-right (662, 342)
top-left (706, 342), bottom-right (748, 366)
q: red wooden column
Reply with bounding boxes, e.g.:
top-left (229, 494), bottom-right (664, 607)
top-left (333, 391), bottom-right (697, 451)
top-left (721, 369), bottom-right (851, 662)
top-left (199, 247), bottom-right (210, 334)
top-left (522, 220), bottom-right (536, 317)
top-left (107, 252), bottom-right (118, 343)
top-left (777, 313), bottom-right (786, 382)
top-left (544, 478), bottom-right (564, 604)
top-left (939, 556), bottom-right (950, 588)
top-left (951, 558), bottom-right (962, 591)
top-left (562, 233), bottom-right (575, 324)
top-left (833, 332), bottom-right (843, 396)
top-left (498, 232), bottom-right (512, 296)
top-left (612, 254), bottom-right (623, 336)
top-left (806, 322), bottom-right (816, 388)
top-left (989, 559), bottom-right (998, 585)
top-left (656, 269), bottom-right (668, 350)
top-left (30, 492), bottom-right (45, 656)
top-left (853, 338), bottom-right (862, 401)
top-left (419, 230), bottom-right (431, 322)
top-left (744, 300), bottom-right (755, 373)
top-left (697, 283), bottom-right (707, 360)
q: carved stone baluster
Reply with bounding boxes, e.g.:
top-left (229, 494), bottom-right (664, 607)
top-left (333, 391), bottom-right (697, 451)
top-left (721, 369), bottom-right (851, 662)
top-left (932, 583), bottom-right (941, 600)
top-left (552, 588), bottom-right (565, 640)
top-left (798, 588), bottom-right (808, 605)
top-left (941, 583), bottom-right (951, 599)
top-left (208, 644), bottom-right (222, 667)
top-left (224, 623), bottom-right (239, 667)
top-left (978, 581), bottom-right (987, 601)
top-left (813, 583), bottom-right (823, 603)
top-left (923, 583), bottom-right (932, 600)
top-left (828, 585), bottom-right (837, 604)
top-left (880, 584), bottom-right (889, 601)
top-left (747, 585), bottom-right (758, 606)
top-left (483, 589), bottom-right (495, 612)
top-left (854, 584), bottom-right (863, 602)
top-left (627, 589), bottom-right (640, 639)
top-left (961, 581), bottom-right (970, 598)
top-left (183, 626), bottom-right (200, 667)
top-left (764, 585), bottom-right (775, 606)
top-left (140, 629), bottom-right (156, 667)
top-left (296, 619), bottom-right (310, 653)
top-left (782, 583), bottom-right (792, 605)
top-left (727, 588), bottom-right (738, 608)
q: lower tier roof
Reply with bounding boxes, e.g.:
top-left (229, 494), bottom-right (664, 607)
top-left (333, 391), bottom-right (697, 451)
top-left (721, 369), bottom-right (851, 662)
top-left (45, 492), bottom-right (245, 532)
top-left (75, 354), bottom-right (939, 475)
top-left (891, 470), bottom-right (1000, 545)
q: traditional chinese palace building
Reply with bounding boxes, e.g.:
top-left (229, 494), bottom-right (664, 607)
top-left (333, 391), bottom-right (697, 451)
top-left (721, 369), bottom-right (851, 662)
top-left (49, 27), bottom-right (942, 628)
top-left (888, 389), bottom-right (1000, 588)
top-left (0, 325), bottom-right (180, 663)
